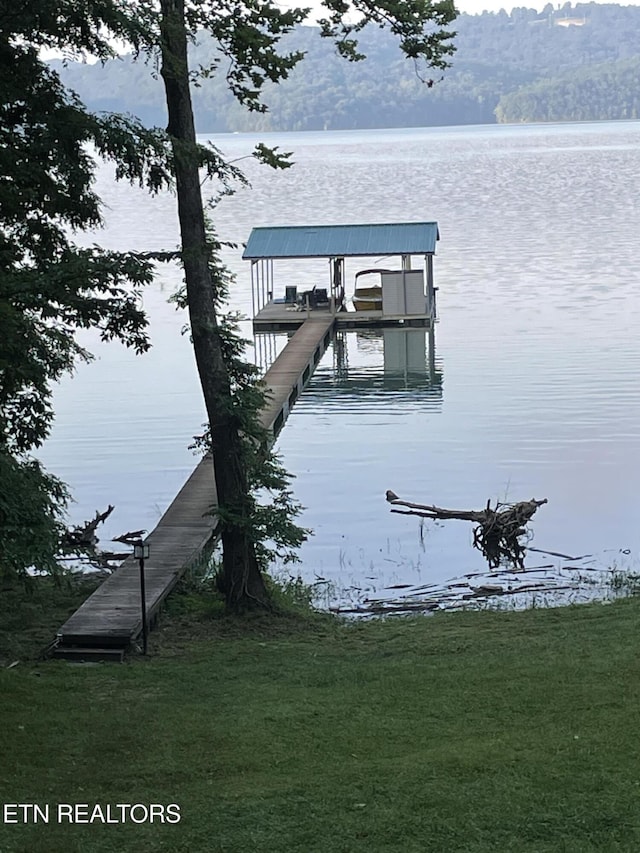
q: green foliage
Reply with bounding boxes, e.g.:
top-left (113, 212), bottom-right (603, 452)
top-left (169, 562), bottom-right (320, 620)
top-left (0, 453), bottom-right (69, 583)
top-left (0, 13), bottom-right (174, 579)
top-left (266, 570), bottom-right (319, 612)
top-left (12, 0), bottom-right (153, 60)
top-left (253, 142), bottom-right (294, 169)
top-left (318, 0), bottom-right (456, 73)
top-left (184, 0), bottom-right (309, 113)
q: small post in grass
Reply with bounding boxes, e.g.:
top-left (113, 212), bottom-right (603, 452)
top-left (133, 540), bottom-right (150, 655)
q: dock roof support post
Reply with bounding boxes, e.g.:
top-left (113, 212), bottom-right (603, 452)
top-left (332, 257), bottom-right (344, 313)
top-left (426, 254), bottom-right (435, 319)
top-left (267, 258), bottom-right (274, 302)
top-left (328, 258), bottom-right (335, 314)
top-left (251, 260), bottom-right (257, 319)
top-left (330, 256), bottom-right (342, 315)
top-left (262, 259), bottom-right (267, 306)
top-left (265, 259), bottom-right (269, 304)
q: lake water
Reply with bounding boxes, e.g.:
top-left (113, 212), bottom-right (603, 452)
top-left (40, 121), bottom-right (640, 610)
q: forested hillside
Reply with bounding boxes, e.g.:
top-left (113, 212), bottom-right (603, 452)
top-left (496, 57), bottom-right (640, 122)
top-left (53, 3), bottom-right (640, 130)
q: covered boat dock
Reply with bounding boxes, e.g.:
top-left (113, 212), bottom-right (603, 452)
top-left (243, 221), bottom-right (439, 331)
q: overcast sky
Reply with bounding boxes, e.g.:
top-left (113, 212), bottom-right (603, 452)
top-left (456, 0), bottom-right (640, 10)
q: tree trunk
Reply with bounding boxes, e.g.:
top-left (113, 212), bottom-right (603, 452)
top-left (159, 0), bottom-right (269, 610)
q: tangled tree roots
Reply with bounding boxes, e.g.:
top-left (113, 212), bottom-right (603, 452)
top-left (386, 494), bottom-right (548, 569)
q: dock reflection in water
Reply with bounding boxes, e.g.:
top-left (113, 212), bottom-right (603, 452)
top-left (262, 327), bottom-right (450, 611)
top-left (258, 327), bottom-right (444, 412)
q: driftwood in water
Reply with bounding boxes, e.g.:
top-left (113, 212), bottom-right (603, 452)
top-left (61, 508), bottom-right (147, 574)
top-left (386, 493), bottom-right (548, 569)
top-left (62, 505), bottom-right (115, 552)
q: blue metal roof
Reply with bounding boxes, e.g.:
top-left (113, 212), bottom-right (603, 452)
top-left (242, 222), bottom-right (439, 260)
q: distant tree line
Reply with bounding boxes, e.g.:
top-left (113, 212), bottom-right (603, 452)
top-left (496, 57), bottom-right (640, 123)
top-left (53, 3), bottom-right (640, 130)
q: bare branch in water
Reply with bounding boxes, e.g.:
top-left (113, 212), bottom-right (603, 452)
top-left (386, 493), bottom-right (548, 569)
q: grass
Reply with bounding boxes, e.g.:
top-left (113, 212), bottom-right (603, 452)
top-left (0, 575), bottom-right (102, 664)
top-left (2, 579), bottom-right (640, 851)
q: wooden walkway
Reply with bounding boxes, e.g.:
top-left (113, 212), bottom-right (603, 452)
top-left (260, 315), bottom-right (335, 440)
top-left (55, 316), bottom-right (335, 655)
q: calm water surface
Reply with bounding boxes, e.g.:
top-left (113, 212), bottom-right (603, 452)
top-left (40, 121), bottom-right (640, 607)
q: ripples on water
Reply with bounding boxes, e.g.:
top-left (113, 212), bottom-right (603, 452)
top-left (40, 121), bottom-right (640, 610)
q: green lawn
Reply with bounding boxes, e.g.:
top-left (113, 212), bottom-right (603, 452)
top-left (1, 582), bottom-right (640, 852)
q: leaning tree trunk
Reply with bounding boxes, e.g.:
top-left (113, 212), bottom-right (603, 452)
top-left (159, 0), bottom-right (269, 610)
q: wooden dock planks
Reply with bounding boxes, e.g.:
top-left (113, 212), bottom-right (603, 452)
top-left (260, 315), bottom-right (335, 437)
top-left (253, 302), bottom-right (432, 332)
top-left (56, 315), bottom-right (335, 652)
top-left (58, 454), bottom-right (219, 647)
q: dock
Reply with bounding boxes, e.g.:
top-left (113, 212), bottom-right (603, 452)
top-left (253, 301), bottom-right (433, 333)
top-left (54, 315), bottom-right (335, 660)
top-left (244, 221), bottom-right (439, 334)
